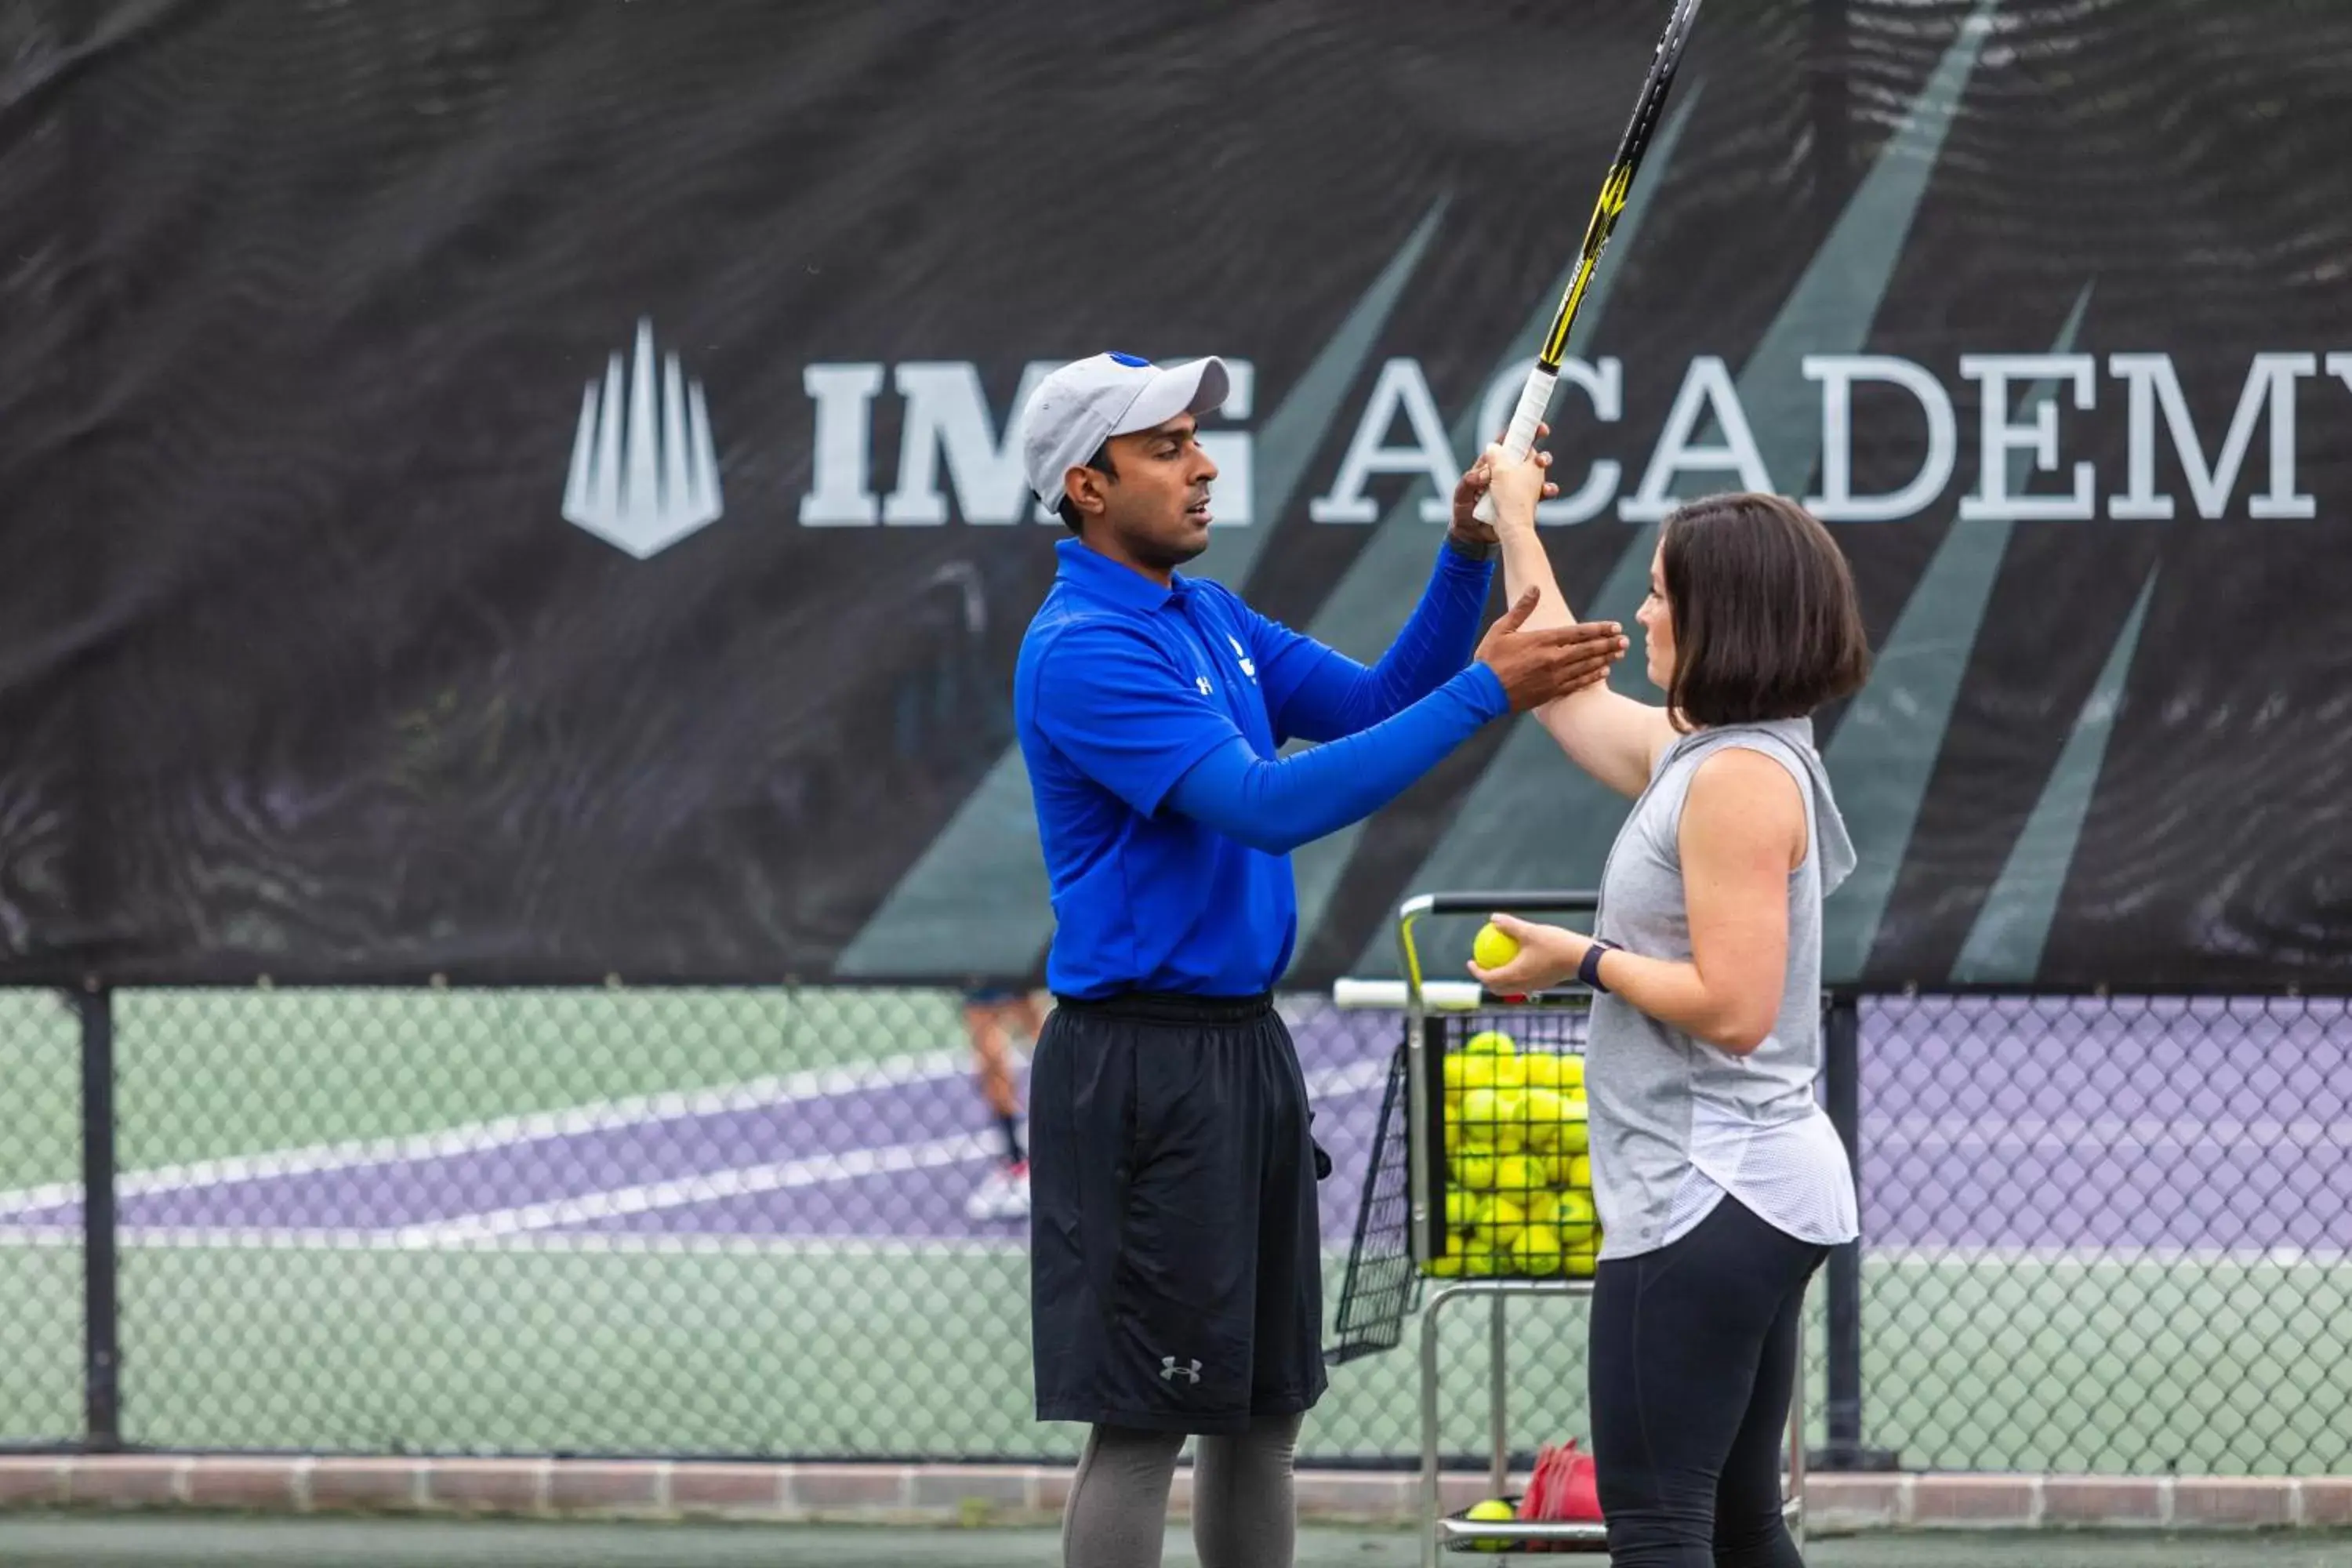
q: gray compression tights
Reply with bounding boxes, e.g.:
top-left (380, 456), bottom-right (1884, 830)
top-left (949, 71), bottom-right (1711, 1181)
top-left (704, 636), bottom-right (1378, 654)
top-left (1060, 1413), bottom-right (1303, 1568)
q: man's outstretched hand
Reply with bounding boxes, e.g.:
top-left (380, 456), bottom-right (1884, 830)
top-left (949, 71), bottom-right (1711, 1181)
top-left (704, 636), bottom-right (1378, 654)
top-left (1475, 588), bottom-right (1626, 712)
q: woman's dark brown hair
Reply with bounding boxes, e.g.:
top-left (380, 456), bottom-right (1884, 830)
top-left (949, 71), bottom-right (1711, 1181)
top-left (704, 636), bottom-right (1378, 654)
top-left (1659, 492), bottom-right (1871, 728)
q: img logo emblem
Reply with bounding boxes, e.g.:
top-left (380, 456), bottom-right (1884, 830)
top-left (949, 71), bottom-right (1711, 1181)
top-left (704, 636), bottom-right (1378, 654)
top-left (1160, 1356), bottom-right (1202, 1385)
top-left (562, 318), bottom-right (723, 559)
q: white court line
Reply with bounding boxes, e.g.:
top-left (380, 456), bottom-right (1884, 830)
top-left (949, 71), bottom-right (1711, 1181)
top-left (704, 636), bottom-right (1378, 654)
top-left (390, 1133), bottom-right (1000, 1246)
top-left (0, 1225), bottom-right (1392, 1260)
top-left (0, 1055), bottom-right (1402, 1251)
top-left (0, 1222), bottom-right (1032, 1259)
top-left (389, 1057), bottom-right (1392, 1247)
top-left (0, 1047), bottom-right (967, 1217)
top-left (0, 1044), bottom-right (1399, 1222)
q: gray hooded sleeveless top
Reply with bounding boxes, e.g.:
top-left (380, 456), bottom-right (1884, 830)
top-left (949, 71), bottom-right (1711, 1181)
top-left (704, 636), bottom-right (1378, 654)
top-left (1585, 717), bottom-right (1860, 1259)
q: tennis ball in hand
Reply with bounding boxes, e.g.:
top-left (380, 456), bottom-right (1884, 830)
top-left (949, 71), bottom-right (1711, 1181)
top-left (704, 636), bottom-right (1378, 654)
top-left (1472, 923), bottom-right (1520, 971)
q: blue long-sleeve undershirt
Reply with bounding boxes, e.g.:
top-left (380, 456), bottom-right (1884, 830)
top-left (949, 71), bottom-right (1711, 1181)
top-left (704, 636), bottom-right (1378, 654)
top-left (1166, 663), bottom-right (1509, 856)
top-left (1253, 542), bottom-right (1495, 744)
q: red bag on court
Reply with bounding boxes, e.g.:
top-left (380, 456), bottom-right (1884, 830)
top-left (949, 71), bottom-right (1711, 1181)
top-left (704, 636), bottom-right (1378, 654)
top-left (1516, 1438), bottom-right (1603, 1541)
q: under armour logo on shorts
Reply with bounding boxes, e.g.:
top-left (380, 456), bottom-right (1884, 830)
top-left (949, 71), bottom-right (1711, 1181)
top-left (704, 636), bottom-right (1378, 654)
top-left (1160, 1356), bottom-right (1202, 1385)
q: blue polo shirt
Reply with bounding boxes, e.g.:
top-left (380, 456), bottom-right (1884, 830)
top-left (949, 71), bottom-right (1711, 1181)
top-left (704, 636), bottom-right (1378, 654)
top-left (1015, 537), bottom-right (1503, 1000)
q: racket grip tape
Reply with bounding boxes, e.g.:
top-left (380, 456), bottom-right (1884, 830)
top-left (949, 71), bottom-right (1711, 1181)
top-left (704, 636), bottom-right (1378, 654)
top-left (1470, 365), bottom-right (1561, 524)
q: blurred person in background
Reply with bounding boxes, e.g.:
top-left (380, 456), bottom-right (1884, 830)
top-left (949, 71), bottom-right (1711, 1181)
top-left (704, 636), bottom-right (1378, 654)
top-left (961, 985), bottom-right (1047, 1221)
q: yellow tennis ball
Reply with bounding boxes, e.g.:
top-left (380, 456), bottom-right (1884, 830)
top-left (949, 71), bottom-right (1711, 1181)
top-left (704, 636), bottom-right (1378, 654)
top-left (1511, 1224), bottom-right (1564, 1276)
top-left (1458, 1053), bottom-right (1501, 1091)
top-left (1552, 1189), bottom-right (1599, 1250)
top-left (1490, 1053), bottom-right (1528, 1090)
top-left (1461, 1088), bottom-right (1506, 1143)
top-left (1470, 1192), bottom-right (1524, 1227)
top-left (1472, 924), bottom-right (1521, 972)
top-left (1461, 1029), bottom-right (1517, 1056)
top-left (1428, 1250), bottom-right (1465, 1278)
top-left (1487, 1089), bottom-right (1527, 1152)
top-left (1565, 1242), bottom-right (1598, 1279)
top-left (1494, 1154), bottom-right (1547, 1195)
top-left (1555, 1052), bottom-right (1585, 1091)
top-left (1443, 1054), bottom-right (1471, 1092)
top-left (1552, 1094), bottom-right (1589, 1156)
top-left (1444, 1189), bottom-right (1482, 1232)
top-left (1466, 1496), bottom-right (1517, 1548)
top-left (1470, 1195), bottom-right (1526, 1251)
top-left (1518, 1087), bottom-right (1566, 1153)
top-left (1454, 1150), bottom-right (1497, 1190)
top-left (1541, 1152), bottom-right (1594, 1189)
top-left (1519, 1052), bottom-right (1559, 1090)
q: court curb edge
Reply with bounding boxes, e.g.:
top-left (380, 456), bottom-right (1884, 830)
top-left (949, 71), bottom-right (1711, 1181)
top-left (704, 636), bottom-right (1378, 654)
top-left (0, 1457), bottom-right (2340, 1532)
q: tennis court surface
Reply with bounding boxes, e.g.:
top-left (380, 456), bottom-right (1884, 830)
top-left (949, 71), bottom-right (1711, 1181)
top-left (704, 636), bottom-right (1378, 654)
top-left (5, 1516), bottom-right (2352, 1568)
top-left (2, 989), bottom-right (2345, 1472)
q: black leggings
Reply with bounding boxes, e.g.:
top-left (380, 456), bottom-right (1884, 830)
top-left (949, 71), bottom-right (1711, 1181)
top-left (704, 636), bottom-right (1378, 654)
top-left (1588, 1194), bottom-right (1828, 1568)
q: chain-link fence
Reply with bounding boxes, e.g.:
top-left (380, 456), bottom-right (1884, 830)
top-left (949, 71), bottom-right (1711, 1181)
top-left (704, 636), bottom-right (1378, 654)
top-left (1855, 993), bottom-right (2352, 1476)
top-left (0, 989), bottom-right (85, 1449)
top-left (0, 983), bottom-right (2344, 1473)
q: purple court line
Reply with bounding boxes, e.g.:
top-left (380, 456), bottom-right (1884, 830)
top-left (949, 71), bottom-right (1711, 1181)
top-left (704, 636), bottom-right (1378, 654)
top-left (0, 998), bottom-right (2337, 1258)
top-left (0, 1064), bottom-right (1038, 1234)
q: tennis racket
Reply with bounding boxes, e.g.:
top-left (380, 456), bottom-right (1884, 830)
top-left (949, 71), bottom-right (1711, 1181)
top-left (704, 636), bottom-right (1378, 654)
top-left (1474, 0), bottom-right (1706, 523)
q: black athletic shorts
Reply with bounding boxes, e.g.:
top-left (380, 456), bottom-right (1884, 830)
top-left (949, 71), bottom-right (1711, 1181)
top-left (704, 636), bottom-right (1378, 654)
top-left (1028, 989), bottom-right (1329, 1434)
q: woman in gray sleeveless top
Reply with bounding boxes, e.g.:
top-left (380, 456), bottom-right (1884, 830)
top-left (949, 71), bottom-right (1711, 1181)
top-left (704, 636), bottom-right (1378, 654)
top-left (1461, 441), bottom-right (1871, 1568)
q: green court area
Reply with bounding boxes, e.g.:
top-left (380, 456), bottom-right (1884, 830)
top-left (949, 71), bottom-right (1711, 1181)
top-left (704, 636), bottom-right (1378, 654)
top-left (2, 988), bottom-right (2347, 1475)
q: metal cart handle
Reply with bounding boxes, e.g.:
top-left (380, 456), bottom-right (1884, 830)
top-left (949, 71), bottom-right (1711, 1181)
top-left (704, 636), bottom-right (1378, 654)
top-left (1400, 891), bottom-right (1599, 918)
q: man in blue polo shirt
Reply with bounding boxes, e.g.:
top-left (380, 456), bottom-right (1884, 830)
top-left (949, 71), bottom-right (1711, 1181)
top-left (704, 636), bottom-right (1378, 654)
top-left (1012, 351), bottom-right (1625, 1568)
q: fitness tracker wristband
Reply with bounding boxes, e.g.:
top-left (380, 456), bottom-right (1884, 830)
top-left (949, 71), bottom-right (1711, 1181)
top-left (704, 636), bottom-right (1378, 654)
top-left (1579, 938), bottom-right (1623, 993)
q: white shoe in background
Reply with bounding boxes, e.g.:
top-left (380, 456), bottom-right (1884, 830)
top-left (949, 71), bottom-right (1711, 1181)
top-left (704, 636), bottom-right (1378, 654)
top-left (964, 1160), bottom-right (1031, 1222)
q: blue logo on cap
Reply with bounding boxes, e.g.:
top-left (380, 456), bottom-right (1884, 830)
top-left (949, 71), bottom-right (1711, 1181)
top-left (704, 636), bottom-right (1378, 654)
top-left (1106, 351), bottom-right (1152, 367)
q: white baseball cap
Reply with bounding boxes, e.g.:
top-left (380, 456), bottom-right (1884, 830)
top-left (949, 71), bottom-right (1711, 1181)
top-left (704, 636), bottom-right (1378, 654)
top-left (1020, 352), bottom-right (1231, 512)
